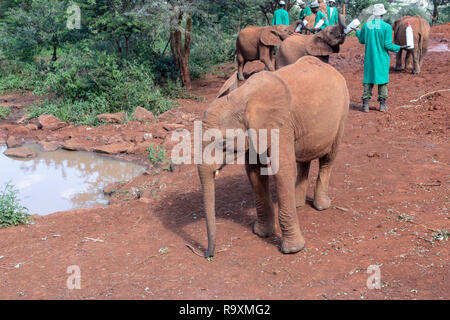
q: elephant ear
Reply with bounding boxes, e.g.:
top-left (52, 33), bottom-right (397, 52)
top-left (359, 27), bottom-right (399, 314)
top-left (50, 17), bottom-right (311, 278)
top-left (216, 72), bottom-right (239, 99)
top-left (234, 72), bottom-right (291, 154)
top-left (260, 28), bottom-right (283, 47)
top-left (306, 32), bottom-right (333, 56)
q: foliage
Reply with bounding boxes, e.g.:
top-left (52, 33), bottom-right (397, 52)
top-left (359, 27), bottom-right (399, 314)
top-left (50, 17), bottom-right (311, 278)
top-left (0, 183), bottom-right (30, 228)
top-left (0, 107), bottom-right (11, 120)
top-left (147, 144), bottom-right (167, 164)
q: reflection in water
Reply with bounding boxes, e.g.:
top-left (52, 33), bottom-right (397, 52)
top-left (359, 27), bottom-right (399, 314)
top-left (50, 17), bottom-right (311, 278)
top-left (0, 144), bottom-right (146, 215)
top-left (429, 43), bottom-right (449, 52)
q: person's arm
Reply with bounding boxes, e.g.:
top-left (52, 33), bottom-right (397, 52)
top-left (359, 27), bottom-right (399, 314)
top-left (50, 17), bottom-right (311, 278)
top-left (384, 24), bottom-right (401, 53)
top-left (355, 24), bottom-right (365, 44)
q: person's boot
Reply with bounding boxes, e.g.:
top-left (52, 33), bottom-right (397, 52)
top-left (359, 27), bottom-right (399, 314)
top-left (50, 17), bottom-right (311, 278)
top-left (379, 98), bottom-right (389, 112)
top-left (362, 99), bottom-right (370, 113)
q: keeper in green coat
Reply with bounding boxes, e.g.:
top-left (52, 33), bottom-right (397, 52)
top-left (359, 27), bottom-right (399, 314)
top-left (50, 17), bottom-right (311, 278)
top-left (354, 4), bottom-right (407, 112)
top-left (298, 1), bottom-right (312, 20)
top-left (310, 1), bottom-right (329, 32)
top-left (326, 0), bottom-right (339, 26)
top-left (272, 1), bottom-right (290, 26)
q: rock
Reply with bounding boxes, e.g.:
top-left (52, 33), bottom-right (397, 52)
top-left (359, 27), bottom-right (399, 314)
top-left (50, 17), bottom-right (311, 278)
top-left (39, 141), bottom-right (60, 152)
top-left (0, 135), bottom-right (6, 145)
top-left (0, 125), bottom-right (30, 136)
top-left (93, 142), bottom-right (133, 154)
top-left (26, 123), bottom-right (38, 131)
top-left (367, 152), bottom-right (381, 158)
top-left (133, 107), bottom-right (155, 122)
top-left (143, 133), bottom-right (153, 141)
top-left (62, 139), bottom-right (90, 152)
top-left (163, 123), bottom-right (185, 131)
top-left (97, 112), bottom-right (126, 124)
top-left (127, 142), bottom-right (150, 155)
top-left (38, 115), bottom-right (68, 131)
top-left (4, 146), bottom-right (36, 159)
top-left (6, 136), bottom-right (21, 148)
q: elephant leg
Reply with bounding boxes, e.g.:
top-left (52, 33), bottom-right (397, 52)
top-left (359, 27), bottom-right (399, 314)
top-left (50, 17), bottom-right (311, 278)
top-left (394, 50), bottom-right (403, 71)
top-left (260, 46), bottom-right (275, 72)
top-left (295, 161), bottom-right (311, 208)
top-left (405, 50), bottom-right (413, 72)
top-left (412, 48), bottom-right (420, 74)
top-left (245, 163), bottom-right (275, 238)
top-left (313, 155), bottom-right (334, 211)
top-left (275, 148), bottom-right (305, 254)
top-left (237, 51), bottom-right (245, 81)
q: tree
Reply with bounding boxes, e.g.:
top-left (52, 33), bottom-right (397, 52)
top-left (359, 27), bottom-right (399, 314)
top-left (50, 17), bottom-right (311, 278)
top-left (430, 0), bottom-right (450, 25)
top-left (0, 0), bottom-right (72, 61)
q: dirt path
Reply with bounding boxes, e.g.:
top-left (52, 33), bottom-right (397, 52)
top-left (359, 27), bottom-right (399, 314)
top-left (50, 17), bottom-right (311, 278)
top-left (0, 25), bottom-right (448, 300)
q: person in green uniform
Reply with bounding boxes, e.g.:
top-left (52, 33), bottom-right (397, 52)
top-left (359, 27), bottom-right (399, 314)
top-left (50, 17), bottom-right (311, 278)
top-left (272, 1), bottom-right (290, 26)
top-left (298, 1), bottom-right (311, 20)
top-left (311, 1), bottom-right (329, 32)
top-left (327, 0), bottom-right (339, 26)
top-left (354, 4), bottom-right (407, 112)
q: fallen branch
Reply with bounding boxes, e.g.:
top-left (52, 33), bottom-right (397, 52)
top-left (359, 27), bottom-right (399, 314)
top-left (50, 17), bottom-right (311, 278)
top-left (84, 237), bottom-right (104, 243)
top-left (410, 89), bottom-right (450, 102)
top-left (334, 206), bottom-right (349, 212)
top-left (185, 244), bottom-right (204, 257)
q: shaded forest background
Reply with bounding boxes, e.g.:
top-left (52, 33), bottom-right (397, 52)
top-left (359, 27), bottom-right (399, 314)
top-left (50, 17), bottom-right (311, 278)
top-left (0, 0), bottom-right (448, 125)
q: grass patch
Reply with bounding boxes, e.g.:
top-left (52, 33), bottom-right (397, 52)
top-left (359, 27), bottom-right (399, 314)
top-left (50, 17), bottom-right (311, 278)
top-left (0, 107), bottom-right (11, 120)
top-left (147, 144), bottom-right (167, 164)
top-left (0, 182), bottom-right (30, 228)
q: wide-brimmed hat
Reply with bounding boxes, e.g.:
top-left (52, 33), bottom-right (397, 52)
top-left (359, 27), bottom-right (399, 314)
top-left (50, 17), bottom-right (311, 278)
top-left (310, 1), bottom-right (319, 8)
top-left (298, 0), bottom-right (305, 5)
top-left (329, 0), bottom-right (336, 3)
top-left (280, 1), bottom-right (285, 5)
top-left (373, 3), bottom-right (387, 16)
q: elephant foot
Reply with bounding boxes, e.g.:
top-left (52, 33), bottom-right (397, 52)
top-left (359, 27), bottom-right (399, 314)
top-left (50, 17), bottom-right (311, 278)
top-left (394, 66), bottom-right (403, 71)
top-left (313, 194), bottom-right (331, 211)
top-left (238, 74), bottom-right (245, 81)
top-left (296, 199), bottom-right (306, 208)
top-left (253, 221), bottom-right (275, 238)
top-left (413, 69), bottom-right (420, 75)
top-left (281, 235), bottom-right (305, 254)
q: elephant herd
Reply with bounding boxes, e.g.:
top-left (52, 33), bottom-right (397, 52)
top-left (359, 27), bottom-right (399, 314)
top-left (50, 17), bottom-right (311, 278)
top-left (197, 15), bottom-right (431, 258)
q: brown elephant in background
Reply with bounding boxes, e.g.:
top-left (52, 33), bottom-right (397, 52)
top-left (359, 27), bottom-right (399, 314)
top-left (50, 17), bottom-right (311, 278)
top-left (198, 56), bottom-right (349, 257)
top-left (394, 15), bottom-right (430, 74)
top-left (275, 15), bottom-right (347, 69)
top-left (236, 24), bottom-right (293, 81)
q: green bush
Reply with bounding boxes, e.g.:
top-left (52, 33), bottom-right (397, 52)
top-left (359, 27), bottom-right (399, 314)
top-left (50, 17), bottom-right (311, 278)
top-left (27, 46), bottom-right (176, 125)
top-left (0, 182), bottom-right (30, 228)
top-left (0, 106), bottom-right (10, 119)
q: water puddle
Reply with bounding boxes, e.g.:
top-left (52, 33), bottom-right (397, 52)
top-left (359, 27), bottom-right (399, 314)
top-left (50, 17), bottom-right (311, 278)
top-left (0, 144), bottom-right (146, 215)
top-left (429, 43), bottom-right (449, 52)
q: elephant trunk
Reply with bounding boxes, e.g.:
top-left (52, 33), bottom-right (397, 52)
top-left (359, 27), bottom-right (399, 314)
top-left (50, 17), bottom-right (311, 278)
top-left (198, 164), bottom-right (217, 258)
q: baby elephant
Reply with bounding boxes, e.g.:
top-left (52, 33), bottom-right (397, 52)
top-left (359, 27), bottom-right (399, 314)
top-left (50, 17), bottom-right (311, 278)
top-left (236, 24), bottom-right (293, 80)
top-left (198, 56), bottom-right (349, 257)
top-left (393, 15), bottom-right (430, 74)
top-left (275, 15), bottom-right (347, 69)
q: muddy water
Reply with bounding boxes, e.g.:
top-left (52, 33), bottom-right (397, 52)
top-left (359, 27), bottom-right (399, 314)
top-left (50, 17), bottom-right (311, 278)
top-left (429, 43), bottom-right (449, 52)
top-left (0, 144), bottom-right (146, 215)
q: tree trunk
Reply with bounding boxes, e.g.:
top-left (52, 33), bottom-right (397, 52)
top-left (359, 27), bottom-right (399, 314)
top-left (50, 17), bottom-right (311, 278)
top-left (432, 0), bottom-right (439, 26)
top-left (115, 38), bottom-right (123, 60)
top-left (52, 45), bottom-right (57, 61)
top-left (170, 12), bottom-right (192, 91)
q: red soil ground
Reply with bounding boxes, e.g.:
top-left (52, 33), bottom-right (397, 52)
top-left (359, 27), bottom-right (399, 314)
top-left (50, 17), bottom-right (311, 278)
top-left (0, 24), bottom-right (448, 300)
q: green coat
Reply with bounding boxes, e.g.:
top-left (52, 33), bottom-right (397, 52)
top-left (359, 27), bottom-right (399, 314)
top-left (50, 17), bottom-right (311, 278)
top-left (272, 8), bottom-right (290, 26)
top-left (314, 10), bottom-right (329, 30)
top-left (299, 7), bottom-right (312, 20)
top-left (327, 6), bottom-right (338, 25)
top-left (356, 19), bottom-right (401, 84)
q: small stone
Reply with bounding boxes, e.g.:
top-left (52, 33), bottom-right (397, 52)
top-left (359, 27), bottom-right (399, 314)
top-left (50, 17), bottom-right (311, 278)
top-left (38, 115), bottom-right (68, 131)
top-left (143, 133), bottom-right (153, 141)
top-left (97, 112), bottom-right (126, 124)
top-left (4, 146), bottom-right (36, 159)
top-left (133, 107), bottom-right (155, 122)
top-left (6, 136), bottom-right (21, 148)
top-left (93, 142), bottom-right (133, 154)
top-left (39, 141), bottom-right (60, 152)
